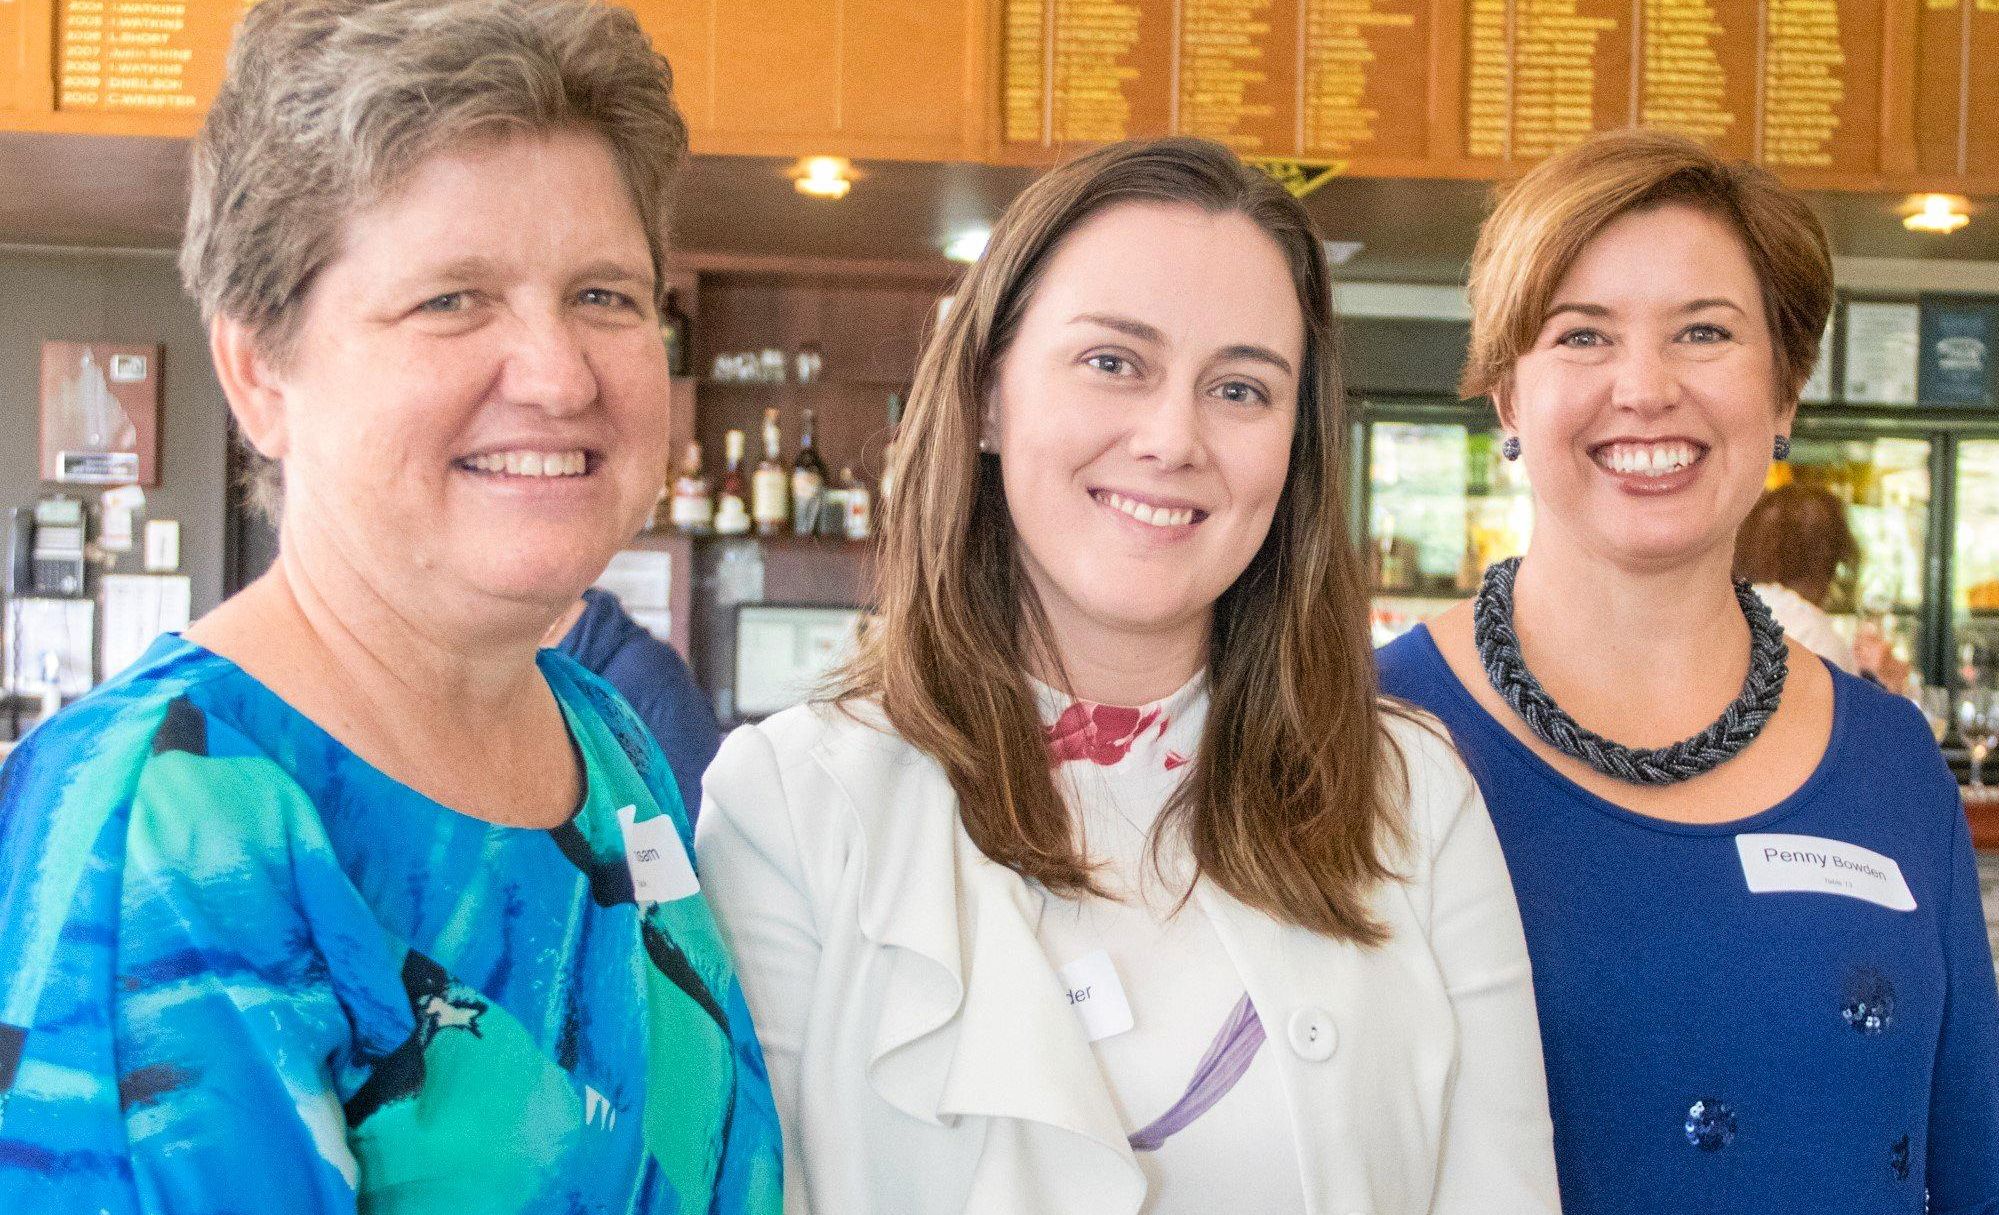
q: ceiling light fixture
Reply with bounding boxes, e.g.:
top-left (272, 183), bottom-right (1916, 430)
top-left (1903, 193), bottom-right (1969, 235)
top-left (944, 228), bottom-right (991, 264)
top-left (794, 156), bottom-right (853, 200)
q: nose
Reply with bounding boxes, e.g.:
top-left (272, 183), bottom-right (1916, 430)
top-left (1127, 384), bottom-right (1202, 470)
top-left (1610, 342), bottom-right (1678, 417)
top-left (503, 308), bottom-right (599, 416)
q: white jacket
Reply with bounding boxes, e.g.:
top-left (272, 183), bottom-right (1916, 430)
top-left (696, 700), bottom-right (1561, 1215)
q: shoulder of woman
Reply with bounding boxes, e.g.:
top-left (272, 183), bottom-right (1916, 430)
top-left (2, 672), bottom-right (322, 971)
top-left (1829, 667), bottom-right (1955, 783)
top-left (1376, 701), bottom-right (1483, 844)
top-left (6, 668), bottom-right (236, 831)
top-left (705, 698), bottom-right (914, 808)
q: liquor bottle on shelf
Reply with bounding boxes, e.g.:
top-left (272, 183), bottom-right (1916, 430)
top-left (669, 440), bottom-right (713, 536)
top-left (878, 391), bottom-right (906, 522)
top-left (660, 288), bottom-right (691, 377)
top-left (817, 481), bottom-right (849, 538)
top-left (752, 407), bottom-right (790, 537)
top-left (714, 429), bottom-right (752, 537)
top-left (791, 407), bottom-right (829, 536)
top-left (841, 467), bottom-right (873, 541)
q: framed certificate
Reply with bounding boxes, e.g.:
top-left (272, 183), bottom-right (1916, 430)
top-left (1841, 301), bottom-right (1920, 406)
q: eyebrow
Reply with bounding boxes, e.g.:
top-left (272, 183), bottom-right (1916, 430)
top-left (1069, 312), bottom-right (1296, 377)
top-left (1544, 297), bottom-right (1748, 322)
top-left (573, 258), bottom-right (656, 286)
top-left (398, 256), bottom-right (654, 288)
top-left (1070, 312), bottom-right (1165, 343)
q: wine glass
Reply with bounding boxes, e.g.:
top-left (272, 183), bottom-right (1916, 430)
top-left (1958, 691), bottom-right (1999, 789)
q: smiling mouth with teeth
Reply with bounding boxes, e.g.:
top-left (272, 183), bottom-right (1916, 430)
top-left (457, 450), bottom-right (592, 478)
top-left (1094, 490), bottom-right (1204, 529)
top-left (1593, 440), bottom-right (1704, 478)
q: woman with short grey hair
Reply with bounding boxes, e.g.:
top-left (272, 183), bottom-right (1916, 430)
top-left (0, 1), bottom-right (783, 1211)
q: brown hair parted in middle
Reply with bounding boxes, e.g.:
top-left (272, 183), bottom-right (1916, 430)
top-left (832, 136), bottom-right (1411, 945)
top-left (1462, 129), bottom-right (1834, 407)
top-left (1734, 483), bottom-right (1859, 603)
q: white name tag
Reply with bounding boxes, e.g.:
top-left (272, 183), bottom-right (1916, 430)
top-left (617, 804), bottom-right (701, 904)
top-left (1058, 949), bottom-right (1135, 1043)
top-left (1736, 833), bottom-right (1916, 912)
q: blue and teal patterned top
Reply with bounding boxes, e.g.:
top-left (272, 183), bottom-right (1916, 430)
top-left (0, 634), bottom-right (783, 1215)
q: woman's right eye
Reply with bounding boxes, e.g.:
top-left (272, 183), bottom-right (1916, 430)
top-left (417, 292), bottom-right (470, 314)
top-left (1084, 352), bottom-right (1132, 376)
top-left (1555, 328), bottom-right (1606, 349)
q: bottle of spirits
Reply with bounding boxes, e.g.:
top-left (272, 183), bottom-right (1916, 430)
top-left (791, 407), bottom-right (829, 536)
top-left (661, 288), bottom-right (691, 377)
top-left (714, 429), bottom-right (752, 536)
top-left (669, 440), bottom-right (713, 536)
top-left (752, 407), bottom-right (790, 537)
top-left (817, 481), bottom-right (849, 538)
top-left (877, 391), bottom-right (906, 523)
top-left (841, 467), bottom-right (873, 541)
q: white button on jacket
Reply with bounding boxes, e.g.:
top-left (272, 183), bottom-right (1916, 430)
top-left (697, 701), bottom-right (1562, 1215)
top-left (1288, 1007), bottom-right (1339, 1062)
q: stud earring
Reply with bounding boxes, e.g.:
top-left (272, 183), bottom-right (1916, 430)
top-left (1773, 434), bottom-right (1791, 461)
top-left (1501, 435), bottom-right (1522, 462)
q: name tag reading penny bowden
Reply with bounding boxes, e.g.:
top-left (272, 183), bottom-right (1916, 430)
top-left (1736, 833), bottom-right (1916, 912)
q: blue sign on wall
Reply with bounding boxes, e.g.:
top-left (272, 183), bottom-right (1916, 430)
top-left (1918, 297), bottom-right (1999, 407)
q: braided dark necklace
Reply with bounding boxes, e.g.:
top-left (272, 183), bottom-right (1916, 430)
top-left (1472, 556), bottom-right (1788, 786)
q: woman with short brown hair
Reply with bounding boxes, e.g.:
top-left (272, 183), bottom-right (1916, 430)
top-left (1381, 129), bottom-right (1999, 1213)
top-left (0, 0), bottom-right (782, 1210)
top-left (1736, 484), bottom-right (1862, 673)
top-left (699, 136), bottom-right (1559, 1213)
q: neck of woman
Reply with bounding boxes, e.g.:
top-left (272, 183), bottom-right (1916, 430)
top-left (190, 527), bottom-right (563, 758)
top-left (1509, 534), bottom-right (1751, 737)
top-left (1034, 604), bottom-right (1210, 709)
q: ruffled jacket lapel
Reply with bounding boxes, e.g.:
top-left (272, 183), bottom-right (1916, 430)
top-left (811, 717), bottom-right (1149, 1215)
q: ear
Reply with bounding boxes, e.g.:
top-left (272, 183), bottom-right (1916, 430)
top-left (1774, 392), bottom-right (1800, 434)
top-left (1490, 375), bottom-right (1519, 436)
top-left (979, 380), bottom-right (1002, 453)
top-left (210, 314), bottom-right (291, 461)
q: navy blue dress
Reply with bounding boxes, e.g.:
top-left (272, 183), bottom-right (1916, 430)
top-left (1380, 626), bottom-right (1999, 1215)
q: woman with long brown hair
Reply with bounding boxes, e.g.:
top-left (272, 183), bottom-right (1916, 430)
top-left (697, 137), bottom-right (1559, 1214)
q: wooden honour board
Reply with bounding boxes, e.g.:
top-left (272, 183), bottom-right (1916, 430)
top-left (0, 0), bottom-right (1990, 190)
top-left (996, 0), bottom-right (1992, 188)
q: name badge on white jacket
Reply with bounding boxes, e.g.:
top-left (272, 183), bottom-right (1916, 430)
top-left (1059, 949), bottom-right (1135, 1043)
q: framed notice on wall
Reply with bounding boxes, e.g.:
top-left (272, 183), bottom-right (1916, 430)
top-left (733, 604), bottom-right (867, 720)
top-left (39, 341), bottom-right (161, 486)
top-left (1841, 302), bottom-right (1920, 406)
top-left (1918, 297), bottom-right (1999, 408)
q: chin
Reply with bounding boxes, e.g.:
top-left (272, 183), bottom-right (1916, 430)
top-left (1591, 528), bottom-right (1731, 573)
top-left (1079, 594), bottom-right (1208, 639)
top-left (465, 536), bottom-right (620, 603)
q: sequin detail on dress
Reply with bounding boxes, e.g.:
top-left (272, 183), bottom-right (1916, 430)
top-left (1842, 967), bottom-right (1896, 1034)
top-left (1685, 1099), bottom-right (1736, 1151)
